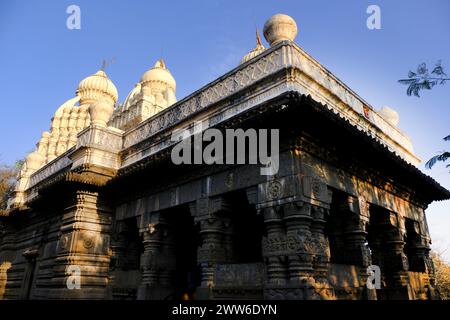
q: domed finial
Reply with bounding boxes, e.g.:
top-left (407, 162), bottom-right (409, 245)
top-left (263, 13), bottom-right (298, 46)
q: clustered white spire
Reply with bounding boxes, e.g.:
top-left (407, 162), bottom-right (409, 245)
top-left (9, 68), bottom-right (119, 207)
top-left (10, 56), bottom-right (179, 208)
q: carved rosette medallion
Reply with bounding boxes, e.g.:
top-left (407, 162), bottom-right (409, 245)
top-left (267, 180), bottom-right (282, 200)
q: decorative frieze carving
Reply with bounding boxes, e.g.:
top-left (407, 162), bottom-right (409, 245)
top-left (262, 232), bottom-right (316, 257)
top-left (77, 125), bottom-right (123, 152)
top-left (29, 155), bottom-right (72, 188)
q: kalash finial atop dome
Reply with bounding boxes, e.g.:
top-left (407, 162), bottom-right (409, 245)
top-left (263, 13), bottom-right (298, 46)
top-left (240, 28), bottom-right (266, 65)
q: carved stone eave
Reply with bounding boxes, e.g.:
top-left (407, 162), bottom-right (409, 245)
top-left (287, 93), bottom-right (450, 205)
top-left (67, 164), bottom-right (118, 186)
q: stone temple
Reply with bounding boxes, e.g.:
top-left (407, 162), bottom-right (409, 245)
top-left (1, 14), bottom-right (449, 300)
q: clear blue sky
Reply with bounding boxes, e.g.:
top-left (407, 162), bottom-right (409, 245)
top-left (1, 0), bottom-right (449, 260)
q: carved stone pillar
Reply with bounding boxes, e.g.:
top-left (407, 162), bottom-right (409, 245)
top-left (385, 229), bottom-right (411, 296)
top-left (405, 219), bottom-right (430, 273)
top-left (261, 206), bottom-right (287, 285)
top-left (414, 216), bottom-right (440, 299)
top-left (108, 221), bottom-right (127, 298)
top-left (311, 205), bottom-right (338, 300)
top-left (334, 196), bottom-right (371, 267)
top-left (137, 212), bottom-right (175, 300)
top-left (377, 211), bottom-right (412, 300)
top-left (282, 201), bottom-right (317, 299)
top-left (310, 206), bottom-right (330, 281)
top-left (404, 218), bottom-right (439, 299)
top-left (190, 197), bottom-right (233, 299)
top-left (310, 205), bottom-right (336, 299)
top-left (329, 194), bottom-right (375, 299)
top-left (109, 221), bottom-right (128, 271)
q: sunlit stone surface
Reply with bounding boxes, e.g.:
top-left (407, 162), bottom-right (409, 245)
top-left (0, 14), bottom-right (448, 300)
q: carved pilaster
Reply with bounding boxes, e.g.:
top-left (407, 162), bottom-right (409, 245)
top-left (53, 190), bottom-right (112, 299)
